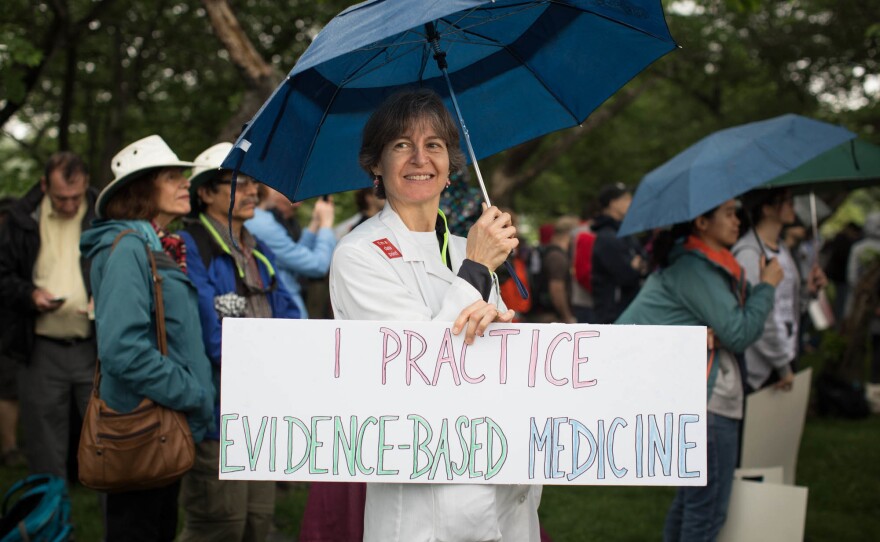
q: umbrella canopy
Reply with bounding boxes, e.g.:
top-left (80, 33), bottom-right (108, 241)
top-left (618, 114), bottom-right (857, 236)
top-left (222, 0), bottom-right (677, 202)
top-left (768, 138), bottom-right (880, 190)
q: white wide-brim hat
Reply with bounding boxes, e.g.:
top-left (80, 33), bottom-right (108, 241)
top-left (188, 142), bottom-right (235, 190)
top-left (96, 135), bottom-right (195, 218)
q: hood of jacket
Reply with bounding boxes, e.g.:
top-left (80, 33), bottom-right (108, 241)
top-left (592, 214), bottom-right (621, 234)
top-left (80, 219), bottom-right (161, 259)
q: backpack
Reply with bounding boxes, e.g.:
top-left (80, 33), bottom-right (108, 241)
top-left (572, 227), bottom-right (596, 293)
top-left (0, 475), bottom-right (72, 542)
top-left (499, 255), bottom-right (532, 315)
top-left (816, 372), bottom-right (870, 419)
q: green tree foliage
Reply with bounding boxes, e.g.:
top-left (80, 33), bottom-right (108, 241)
top-left (0, 0), bottom-right (351, 192)
top-left (1, 0), bottom-right (878, 223)
top-left (506, 0), bottom-right (880, 221)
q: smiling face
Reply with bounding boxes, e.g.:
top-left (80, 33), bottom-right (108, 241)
top-left (371, 116), bottom-right (450, 217)
top-left (153, 168), bottom-right (191, 226)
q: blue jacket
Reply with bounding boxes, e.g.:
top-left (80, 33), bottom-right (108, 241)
top-left (180, 222), bottom-right (300, 440)
top-left (80, 220), bottom-right (214, 442)
top-left (245, 208), bottom-right (336, 318)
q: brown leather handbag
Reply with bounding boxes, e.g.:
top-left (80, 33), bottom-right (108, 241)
top-left (78, 230), bottom-right (196, 492)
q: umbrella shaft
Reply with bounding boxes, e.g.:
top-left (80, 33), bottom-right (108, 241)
top-left (438, 65), bottom-right (492, 207)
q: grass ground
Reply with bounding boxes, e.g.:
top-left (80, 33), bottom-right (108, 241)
top-left (1, 415), bottom-right (877, 540)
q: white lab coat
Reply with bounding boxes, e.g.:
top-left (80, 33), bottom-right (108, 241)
top-left (329, 204), bottom-right (542, 542)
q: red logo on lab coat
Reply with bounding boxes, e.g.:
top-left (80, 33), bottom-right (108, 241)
top-left (373, 238), bottom-right (402, 259)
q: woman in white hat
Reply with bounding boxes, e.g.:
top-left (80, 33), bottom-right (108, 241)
top-left (80, 135), bottom-right (214, 541)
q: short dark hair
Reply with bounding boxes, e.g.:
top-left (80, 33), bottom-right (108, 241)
top-left (103, 170), bottom-right (160, 221)
top-left (598, 182), bottom-right (629, 210)
top-left (359, 88), bottom-right (466, 199)
top-left (193, 175), bottom-right (225, 214)
top-left (742, 188), bottom-right (790, 226)
top-left (43, 152), bottom-right (88, 186)
top-left (651, 205), bottom-right (722, 268)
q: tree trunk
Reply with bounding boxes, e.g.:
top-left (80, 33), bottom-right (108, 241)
top-left (201, 0), bottom-right (284, 142)
top-left (0, 7), bottom-right (63, 129)
top-left (489, 80), bottom-right (656, 206)
top-left (95, 31), bottom-right (128, 187)
top-left (58, 35), bottom-right (77, 151)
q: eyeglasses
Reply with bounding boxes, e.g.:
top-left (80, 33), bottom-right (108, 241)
top-left (216, 175), bottom-right (257, 188)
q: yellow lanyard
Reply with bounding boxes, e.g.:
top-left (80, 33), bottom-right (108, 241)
top-left (198, 213), bottom-right (276, 279)
top-left (437, 208), bottom-right (450, 267)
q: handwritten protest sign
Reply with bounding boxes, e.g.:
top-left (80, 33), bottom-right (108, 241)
top-left (220, 319), bottom-right (707, 486)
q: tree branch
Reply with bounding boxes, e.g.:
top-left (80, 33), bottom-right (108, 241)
top-left (0, 5), bottom-right (63, 128)
top-left (201, 0), bottom-right (281, 87)
top-left (491, 78), bottom-right (657, 200)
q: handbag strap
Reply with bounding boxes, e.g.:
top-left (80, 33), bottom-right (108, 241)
top-left (92, 229), bottom-right (169, 394)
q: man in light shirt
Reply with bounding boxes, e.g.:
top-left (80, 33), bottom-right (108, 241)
top-left (0, 152), bottom-right (97, 478)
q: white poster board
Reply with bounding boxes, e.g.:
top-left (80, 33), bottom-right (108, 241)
top-left (734, 466), bottom-right (784, 485)
top-left (220, 319), bottom-right (707, 486)
top-left (717, 480), bottom-right (809, 542)
top-left (740, 368), bottom-right (812, 485)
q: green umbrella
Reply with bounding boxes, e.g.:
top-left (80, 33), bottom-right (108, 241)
top-left (768, 138), bottom-right (880, 190)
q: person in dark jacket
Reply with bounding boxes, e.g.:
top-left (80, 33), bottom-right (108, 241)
top-left (0, 152), bottom-right (97, 479)
top-left (0, 197), bottom-right (25, 468)
top-left (591, 182), bottom-right (648, 323)
top-left (178, 143), bottom-right (300, 542)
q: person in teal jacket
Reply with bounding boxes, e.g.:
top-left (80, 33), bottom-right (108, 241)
top-left (617, 199), bottom-right (782, 542)
top-left (80, 135), bottom-right (213, 542)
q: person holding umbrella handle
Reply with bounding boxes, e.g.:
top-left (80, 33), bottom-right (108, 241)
top-left (734, 188), bottom-right (827, 393)
top-left (326, 88), bottom-right (540, 541)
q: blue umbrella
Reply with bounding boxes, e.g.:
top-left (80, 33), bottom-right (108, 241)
top-left (618, 114), bottom-right (857, 237)
top-left (221, 0), bottom-right (677, 204)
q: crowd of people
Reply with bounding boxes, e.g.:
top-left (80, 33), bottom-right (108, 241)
top-left (0, 87), bottom-right (876, 542)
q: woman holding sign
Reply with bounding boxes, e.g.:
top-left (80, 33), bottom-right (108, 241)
top-left (617, 199), bottom-right (783, 542)
top-left (319, 89), bottom-right (541, 542)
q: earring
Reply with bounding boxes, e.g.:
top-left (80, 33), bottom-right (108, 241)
top-left (445, 179), bottom-right (451, 188)
top-left (373, 175), bottom-right (381, 188)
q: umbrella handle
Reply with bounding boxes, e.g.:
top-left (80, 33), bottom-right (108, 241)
top-left (504, 259), bottom-right (529, 301)
top-left (426, 22), bottom-right (527, 301)
top-left (426, 22), bottom-right (492, 207)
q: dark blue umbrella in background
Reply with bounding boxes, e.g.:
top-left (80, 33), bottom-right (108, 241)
top-left (618, 114), bottom-right (858, 237)
top-left (221, 0), bottom-right (677, 205)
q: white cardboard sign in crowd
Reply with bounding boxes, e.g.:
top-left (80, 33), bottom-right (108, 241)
top-left (219, 319), bottom-right (707, 486)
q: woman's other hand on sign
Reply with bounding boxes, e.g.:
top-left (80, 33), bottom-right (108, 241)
top-left (465, 204), bottom-right (518, 272)
top-left (453, 299), bottom-right (515, 345)
top-left (707, 328), bottom-right (715, 351)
